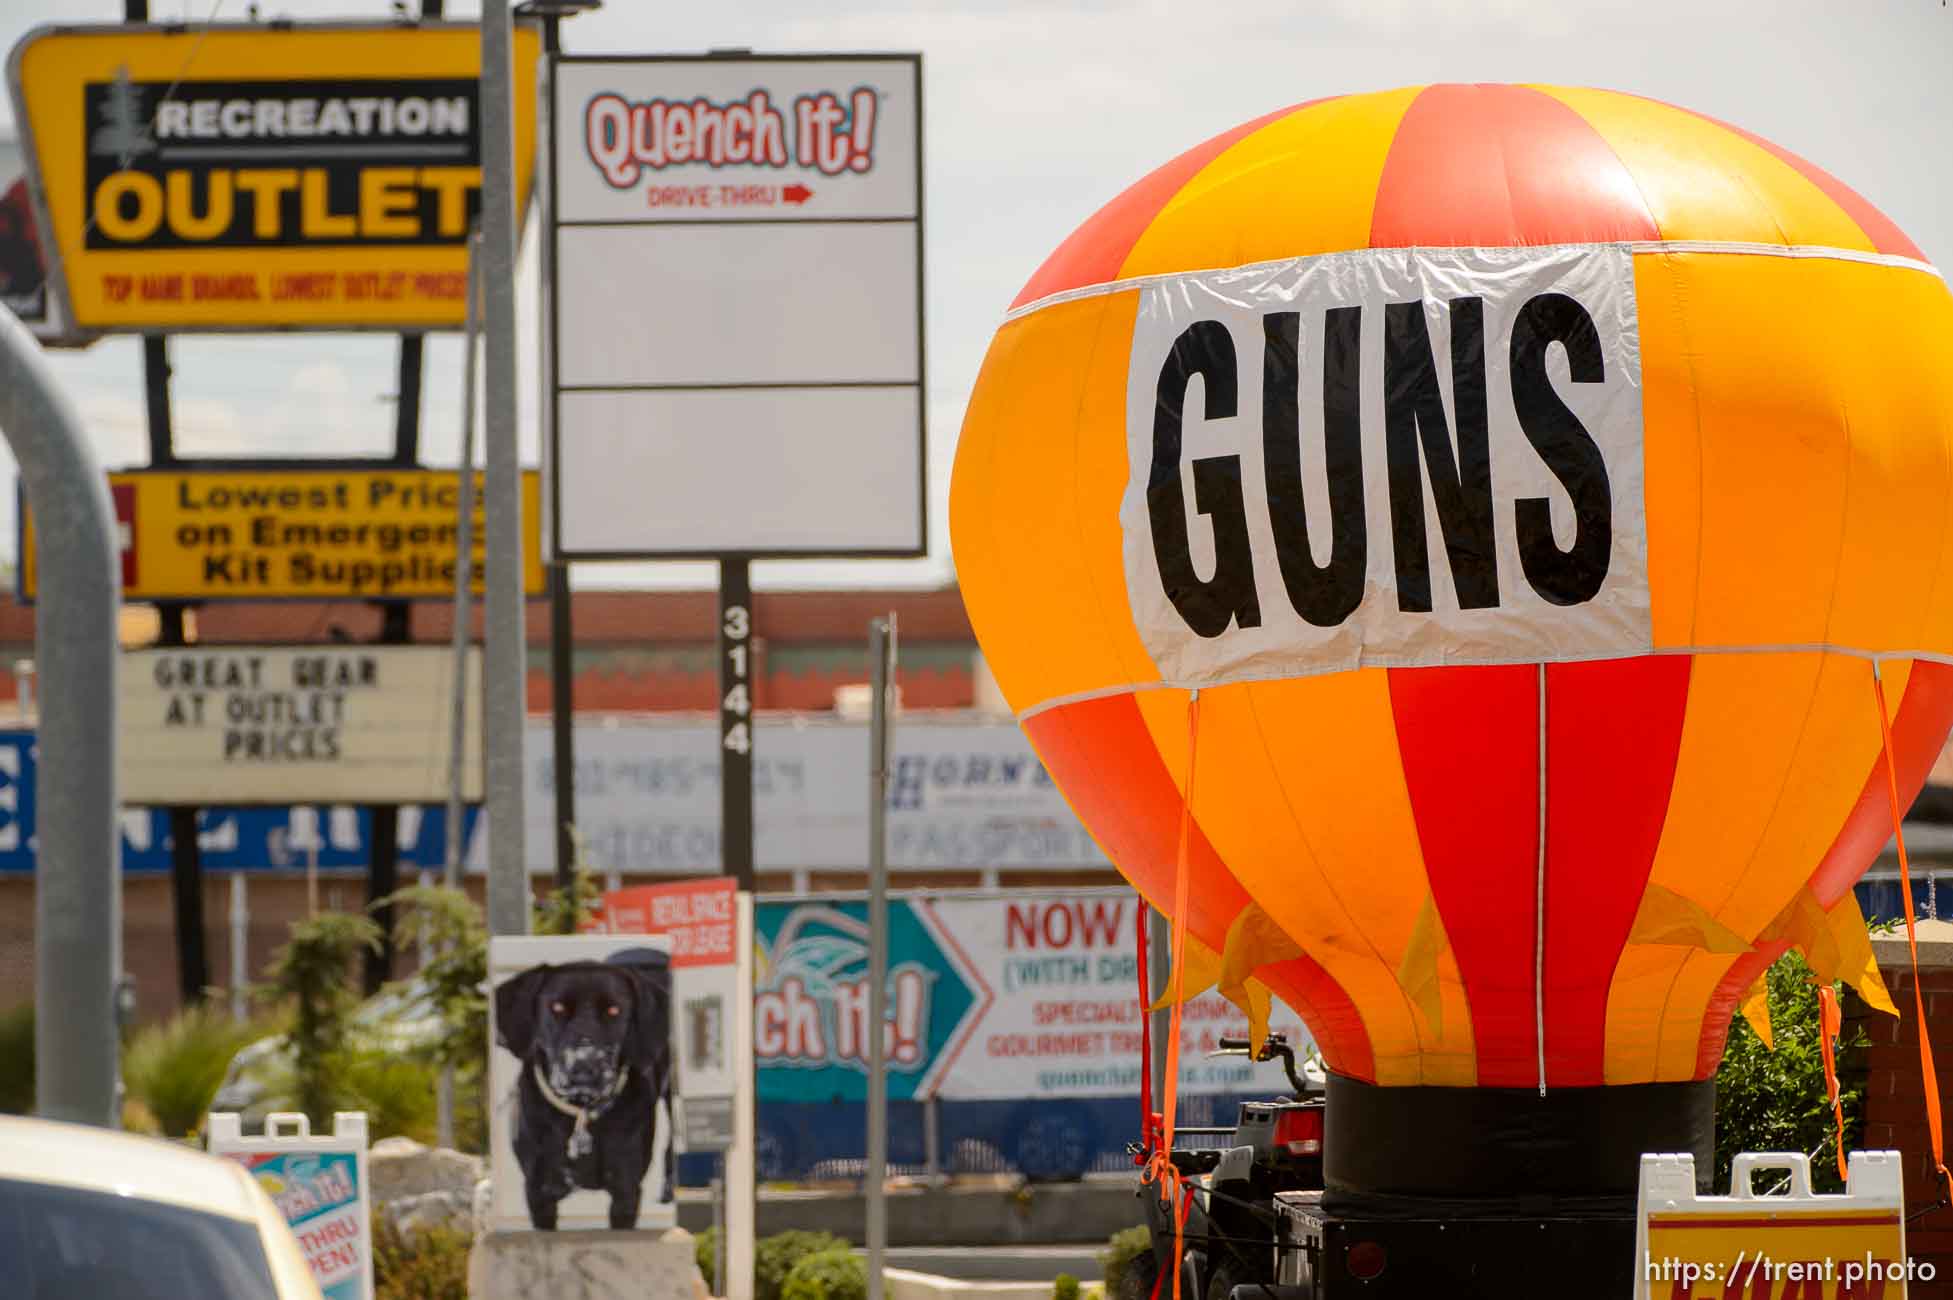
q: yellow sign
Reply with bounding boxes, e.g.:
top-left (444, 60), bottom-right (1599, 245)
top-left (1637, 1153), bottom-right (1920, 1298)
top-left (8, 22), bottom-right (540, 331)
top-left (20, 468), bottom-right (545, 600)
top-left (1644, 1210), bottom-right (1913, 1297)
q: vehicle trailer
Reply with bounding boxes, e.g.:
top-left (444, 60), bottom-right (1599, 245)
top-left (1270, 1193), bottom-right (1635, 1298)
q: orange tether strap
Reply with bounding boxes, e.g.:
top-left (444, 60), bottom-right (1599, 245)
top-left (1142, 691), bottom-right (1202, 1300)
top-left (1817, 984), bottom-right (1848, 1185)
top-left (1871, 662), bottom-right (1952, 1200)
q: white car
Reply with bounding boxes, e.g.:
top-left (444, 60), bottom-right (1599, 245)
top-left (0, 1113), bottom-right (323, 1299)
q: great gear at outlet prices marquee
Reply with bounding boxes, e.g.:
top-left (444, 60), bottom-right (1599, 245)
top-left (5, 20), bottom-right (540, 333)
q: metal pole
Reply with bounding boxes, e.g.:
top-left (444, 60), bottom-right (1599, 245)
top-left (550, 562), bottom-right (575, 889)
top-left (923, 1095), bottom-right (941, 1185)
top-left (539, 27), bottom-right (577, 897)
top-left (720, 560), bottom-right (755, 893)
top-left (144, 333), bottom-right (207, 1010)
top-left (726, 891), bottom-right (758, 1300)
top-left (228, 873), bottom-right (248, 1024)
top-left (2, 306), bottom-right (122, 1127)
top-left (711, 1166), bottom-right (727, 1297)
top-left (366, 606), bottom-right (410, 994)
top-left (481, 0), bottom-right (530, 937)
top-left (445, 230), bottom-right (481, 894)
top-left (437, 230), bottom-right (482, 1151)
top-left (866, 616), bottom-right (895, 1300)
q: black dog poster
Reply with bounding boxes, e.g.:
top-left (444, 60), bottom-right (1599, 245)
top-left (488, 936), bottom-right (677, 1231)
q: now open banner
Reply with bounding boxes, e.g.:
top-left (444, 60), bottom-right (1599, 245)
top-left (753, 890), bottom-right (1312, 1103)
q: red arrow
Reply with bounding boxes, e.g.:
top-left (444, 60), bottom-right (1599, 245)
top-left (783, 183), bottom-right (814, 205)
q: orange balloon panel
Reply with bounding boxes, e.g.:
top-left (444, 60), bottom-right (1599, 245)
top-left (951, 84), bottom-right (1953, 1088)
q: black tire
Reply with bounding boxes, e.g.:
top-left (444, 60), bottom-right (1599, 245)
top-left (1116, 1244), bottom-right (1160, 1300)
top-left (1206, 1260), bottom-right (1245, 1300)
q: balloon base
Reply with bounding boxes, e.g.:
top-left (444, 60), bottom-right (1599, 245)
top-left (1321, 1072), bottom-right (1713, 1217)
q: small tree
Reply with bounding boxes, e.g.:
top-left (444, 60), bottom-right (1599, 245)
top-left (1713, 949), bottom-right (1869, 1194)
top-left (533, 825), bottom-right (605, 935)
top-left (268, 911), bottom-right (382, 1126)
top-left (383, 885), bottom-right (488, 1074)
top-left (382, 884), bottom-right (490, 1150)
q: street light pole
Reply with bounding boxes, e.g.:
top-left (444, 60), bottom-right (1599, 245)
top-left (480, 0), bottom-right (530, 938)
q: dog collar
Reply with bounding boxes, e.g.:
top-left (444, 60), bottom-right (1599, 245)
top-left (533, 1063), bottom-right (629, 1162)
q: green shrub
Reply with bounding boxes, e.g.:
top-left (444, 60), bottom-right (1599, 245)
top-left (696, 1226), bottom-right (722, 1292)
top-left (268, 912), bottom-right (382, 1127)
top-left (373, 1215), bottom-right (471, 1300)
top-left (332, 1049), bottom-right (440, 1145)
top-left (1714, 949), bottom-right (1869, 1195)
top-left (1055, 1274), bottom-right (1082, 1300)
top-left (782, 1248), bottom-right (866, 1300)
top-left (756, 1231), bottom-right (850, 1300)
top-left (1099, 1227), bottom-right (1154, 1300)
top-left (121, 1004), bottom-right (281, 1138)
top-left (0, 1003), bottom-right (31, 1114)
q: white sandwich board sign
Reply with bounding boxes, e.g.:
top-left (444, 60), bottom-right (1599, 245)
top-left (208, 1111), bottom-right (373, 1300)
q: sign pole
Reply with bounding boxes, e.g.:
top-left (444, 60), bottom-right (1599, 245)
top-left (228, 872), bottom-right (248, 1023)
top-left (481, 0), bottom-right (530, 939)
top-left (364, 334), bottom-right (423, 992)
top-left (538, 24), bottom-right (578, 897)
top-left (438, 228), bottom-right (482, 1151)
top-left (2, 308), bottom-right (123, 1126)
top-left (140, 323), bottom-right (210, 1009)
top-left (727, 890), bottom-right (757, 1300)
top-left (866, 615), bottom-right (895, 1300)
top-left (445, 229), bottom-right (482, 897)
top-left (719, 559), bottom-right (755, 894)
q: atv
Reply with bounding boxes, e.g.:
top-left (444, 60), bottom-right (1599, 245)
top-left (1122, 1034), bottom-right (1325, 1300)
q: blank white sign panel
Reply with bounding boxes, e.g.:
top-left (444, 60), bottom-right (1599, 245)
top-left (558, 387), bottom-right (922, 554)
top-left (556, 223), bottom-right (919, 388)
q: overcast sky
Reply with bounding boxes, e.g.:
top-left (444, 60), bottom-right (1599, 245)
top-left (0, 0), bottom-right (1947, 591)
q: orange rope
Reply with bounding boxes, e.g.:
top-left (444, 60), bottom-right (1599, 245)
top-left (1871, 663), bottom-right (1951, 1200)
top-left (1141, 692), bottom-right (1202, 1300)
top-left (1817, 984), bottom-right (1848, 1185)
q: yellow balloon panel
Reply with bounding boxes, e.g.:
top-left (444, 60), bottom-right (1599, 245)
top-left (1117, 88), bottom-right (1421, 282)
top-left (1636, 253), bottom-right (1953, 654)
top-left (1533, 87), bottom-right (1876, 250)
top-left (1602, 654), bottom-right (1914, 1083)
top-left (949, 294), bottom-right (1156, 714)
top-left (1131, 678), bottom-right (1478, 1085)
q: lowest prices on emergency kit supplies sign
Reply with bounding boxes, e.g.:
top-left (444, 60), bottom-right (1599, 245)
top-left (209, 1112), bottom-right (373, 1300)
top-left (19, 467), bottom-right (545, 601)
top-left (120, 645), bottom-right (482, 805)
top-left (6, 21), bottom-right (540, 331)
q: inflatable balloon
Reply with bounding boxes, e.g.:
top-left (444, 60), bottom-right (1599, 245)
top-left (952, 84), bottom-right (1953, 1204)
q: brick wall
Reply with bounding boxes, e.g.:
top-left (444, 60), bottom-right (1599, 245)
top-left (1859, 923), bottom-right (1953, 1292)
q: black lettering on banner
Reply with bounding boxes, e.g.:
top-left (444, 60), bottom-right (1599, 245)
top-left (1150, 320), bottom-right (1261, 638)
top-left (1509, 293), bottom-right (1612, 606)
top-left (1262, 308), bottom-right (1366, 628)
top-left (1383, 297), bottom-right (1499, 613)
